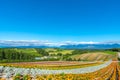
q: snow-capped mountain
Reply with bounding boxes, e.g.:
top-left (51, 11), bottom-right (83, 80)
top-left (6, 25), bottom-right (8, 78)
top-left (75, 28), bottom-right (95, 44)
top-left (0, 40), bottom-right (120, 49)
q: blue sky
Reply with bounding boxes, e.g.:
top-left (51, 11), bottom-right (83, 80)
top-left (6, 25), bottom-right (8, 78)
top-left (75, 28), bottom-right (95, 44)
top-left (0, 0), bottom-right (120, 42)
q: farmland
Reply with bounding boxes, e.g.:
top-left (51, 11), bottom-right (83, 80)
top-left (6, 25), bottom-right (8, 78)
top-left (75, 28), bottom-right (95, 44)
top-left (1, 60), bottom-right (120, 80)
top-left (0, 61), bottom-right (103, 70)
top-left (0, 48), bottom-right (120, 80)
top-left (0, 48), bottom-right (117, 62)
top-left (69, 52), bottom-right (114, 61)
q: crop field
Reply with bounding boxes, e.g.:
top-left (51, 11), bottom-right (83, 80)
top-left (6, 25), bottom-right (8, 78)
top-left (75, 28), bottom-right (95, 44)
top-left (69, 52), bottom-right (114, 61)
top-left (45, 48), bottom-right (73, 55)
top-left (0, 48), bottom-right (119, 80)
top-left (0, 61), bottom-right (103, 70)
top-left (0, 60), bottom-right (118, 80)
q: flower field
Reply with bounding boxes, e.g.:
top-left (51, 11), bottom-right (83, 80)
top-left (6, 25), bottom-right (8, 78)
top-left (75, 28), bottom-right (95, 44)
top-left (1, 60), bottom-right (119, 80)
top-left (0, 61), bottom-right (103, 70)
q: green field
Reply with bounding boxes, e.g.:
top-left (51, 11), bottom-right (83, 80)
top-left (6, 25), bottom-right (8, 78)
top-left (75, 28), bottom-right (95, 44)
top-left (0, 48), bottom-right (118, 62)
top-left (45, 48), bottom-right (73, 55)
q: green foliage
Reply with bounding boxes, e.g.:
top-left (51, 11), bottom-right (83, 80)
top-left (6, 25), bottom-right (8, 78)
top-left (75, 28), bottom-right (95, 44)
top-left (107, 48), bottom-right (120, 52)
top-left (23, 75), bottom-right (30, 80)
top-left (72, 49), bottom-right (87, 55)
top-left (57, 53), bottom-right (62, 56)
top-left (0, 48), bottom-right (38, 62)
top-left (60, 72), bottom-right (65, 76)
top-left (35, 48), bottom-right (49, 56)
top-left (14, 73), bottom-right (22, 80)
top-left (104, 51), bottom-right (117, 55)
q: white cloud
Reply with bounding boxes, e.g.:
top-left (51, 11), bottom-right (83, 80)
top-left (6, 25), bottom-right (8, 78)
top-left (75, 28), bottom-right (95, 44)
top-left (0, 40), bottom-right (120, 47)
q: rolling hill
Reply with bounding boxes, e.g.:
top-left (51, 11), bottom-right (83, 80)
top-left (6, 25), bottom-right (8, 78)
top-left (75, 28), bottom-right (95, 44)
top-left (69, 52), bottom-right (115, 61)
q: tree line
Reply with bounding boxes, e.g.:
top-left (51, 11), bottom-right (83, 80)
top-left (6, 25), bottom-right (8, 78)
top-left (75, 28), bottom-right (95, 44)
top-left (0, 48), bottom-right (36, 62)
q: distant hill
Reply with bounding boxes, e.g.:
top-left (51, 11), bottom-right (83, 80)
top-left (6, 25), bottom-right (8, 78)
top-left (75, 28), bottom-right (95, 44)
top-left (0, 40), bottom-right (120, 49)
top-left (69, 52), bottom-right (114, 61)
top-left (60, 43), bottom-right (120, 49)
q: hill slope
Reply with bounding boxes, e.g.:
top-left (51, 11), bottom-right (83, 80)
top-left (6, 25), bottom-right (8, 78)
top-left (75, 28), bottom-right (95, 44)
top-left (69, 52), bottom-right (114, 61)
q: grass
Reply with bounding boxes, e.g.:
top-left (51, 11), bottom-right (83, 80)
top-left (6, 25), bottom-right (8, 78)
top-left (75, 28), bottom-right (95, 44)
top-left (103, 51), bottom-right (117, 55)
top-left (45, 48), bottom-right (73, 55)
top-left (14, 48), bottom-right (42, 56)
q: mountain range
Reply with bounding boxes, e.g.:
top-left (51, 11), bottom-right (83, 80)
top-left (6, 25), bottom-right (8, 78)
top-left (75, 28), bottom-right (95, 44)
top-left (0, 40), bottom-right (120, 49)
